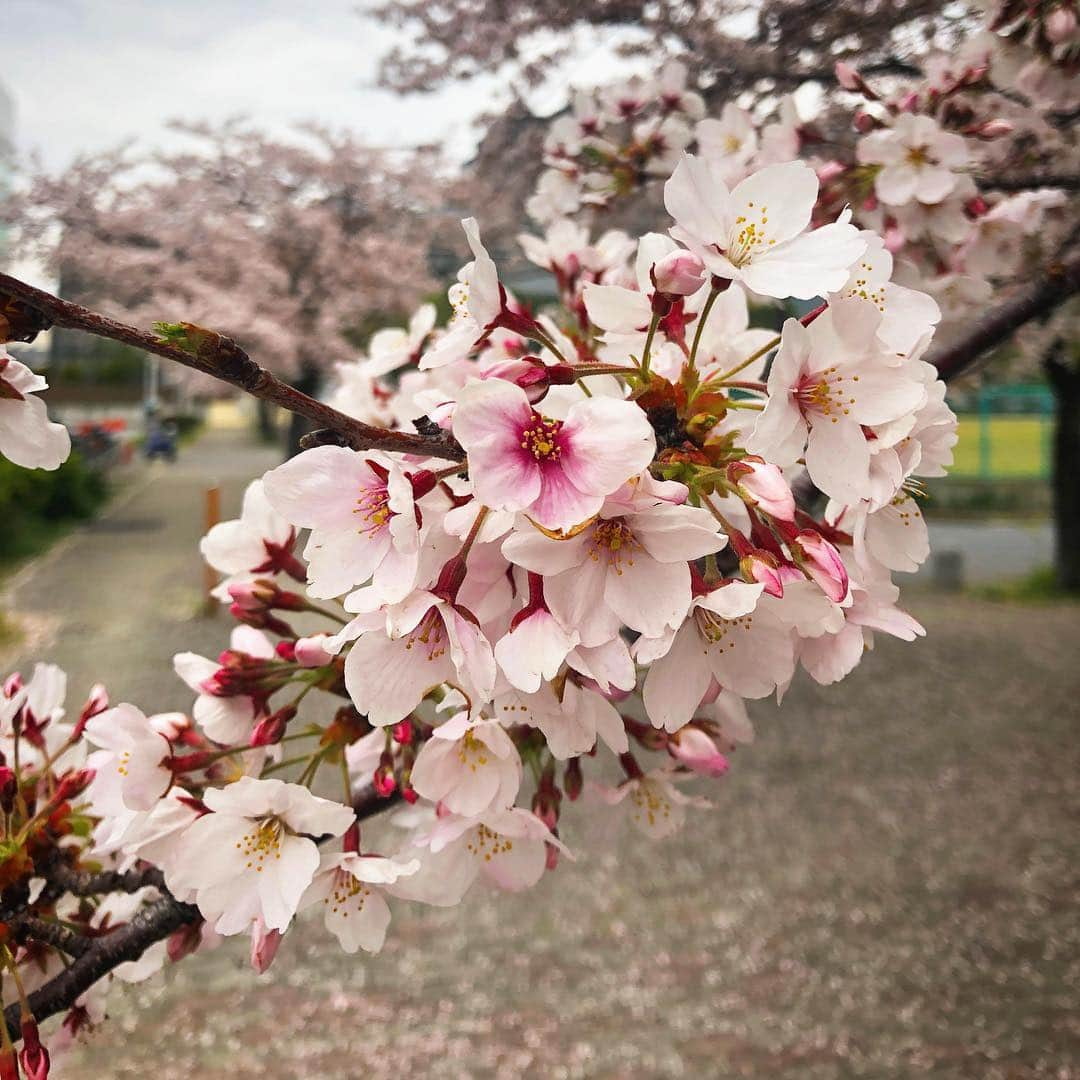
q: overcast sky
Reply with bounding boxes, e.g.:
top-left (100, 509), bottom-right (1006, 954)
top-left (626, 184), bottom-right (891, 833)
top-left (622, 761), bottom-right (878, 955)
top-left (3, 0), bottom-right (522, 169)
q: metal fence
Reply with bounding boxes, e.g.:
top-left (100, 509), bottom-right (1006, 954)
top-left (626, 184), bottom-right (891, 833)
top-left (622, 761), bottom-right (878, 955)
top-left (949, 383), bottom-right (1055, 480)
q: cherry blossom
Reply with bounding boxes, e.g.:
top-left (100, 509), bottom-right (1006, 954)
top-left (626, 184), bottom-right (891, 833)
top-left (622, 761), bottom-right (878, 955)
top-left (664, 158), bottom-right (866, 299)
top-left (452, 378), bottom-right (656, 530)
top-left (166, 776), bottom-right (355, 934)
top-left (409, 713), bottom-right (522, 816)
top-left (83, 704), bottom-right (173, 812)
top-left (857, 113), bottom-right (970, 206)
top-left (0, 351), bottom-right (71, 471)
top-left (262, 445), bottom-right (426, 601)
top-left (300, 852), bottom-right (420, 954)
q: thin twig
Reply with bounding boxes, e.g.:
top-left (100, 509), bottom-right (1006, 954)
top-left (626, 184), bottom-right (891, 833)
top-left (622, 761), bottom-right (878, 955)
top-left (0, 272), bottom-right (465, 462)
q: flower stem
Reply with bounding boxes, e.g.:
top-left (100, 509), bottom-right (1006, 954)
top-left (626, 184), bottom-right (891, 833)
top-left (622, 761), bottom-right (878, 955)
top-left (688, 286), bottom-right (720, 371)
top-left (639, 311), bottom-right (661, 377)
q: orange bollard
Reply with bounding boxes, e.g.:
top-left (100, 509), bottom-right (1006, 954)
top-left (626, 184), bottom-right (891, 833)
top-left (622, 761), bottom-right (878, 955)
top-left (203, 485), bottom-right (221, 614)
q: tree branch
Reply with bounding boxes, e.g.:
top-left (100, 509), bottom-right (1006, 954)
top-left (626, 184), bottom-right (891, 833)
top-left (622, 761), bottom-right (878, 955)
top-left (4, 896), bottom-right (198, 1041)
top-left (3, 784), bottom-right (401, 1043)
top-left (49, 864), bottom-right (167, 898)
top-left (976, 173), bottom-right (1080, 193)
top-left (12, 917), bottom-right (92, 959)
top-left (0, 272), bottom-right (465, 462)
top-left (929, 253), bottom-right (1080, 382)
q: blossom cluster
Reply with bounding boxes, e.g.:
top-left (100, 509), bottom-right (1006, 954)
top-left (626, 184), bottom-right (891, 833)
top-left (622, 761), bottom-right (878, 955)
top-left (0, 139), bottom-right (960, 1063)
top-left (524, 29), bottom-right (1074, 353)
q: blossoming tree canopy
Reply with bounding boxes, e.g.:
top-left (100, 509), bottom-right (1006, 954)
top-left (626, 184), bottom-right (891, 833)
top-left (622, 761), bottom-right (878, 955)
top-left (0, 3), bottom-right (1077, 1062)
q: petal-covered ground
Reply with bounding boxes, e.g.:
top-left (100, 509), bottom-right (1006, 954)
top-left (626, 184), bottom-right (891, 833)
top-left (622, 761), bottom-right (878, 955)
top-left (5, 424), bottom-right (1077, 1079)
top-left (68, 598), bottom-right (1080, 1078)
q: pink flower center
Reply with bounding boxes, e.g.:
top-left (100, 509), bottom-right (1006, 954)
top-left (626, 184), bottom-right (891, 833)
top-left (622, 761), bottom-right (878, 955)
top-left (795, 367), bottom-right (858, 423)
top-left (403, 608), bottom-right (447, 663)
top-left (519, 412), bottom-right (563, 462)
top-left (354, 484), bottom-right (392, 536)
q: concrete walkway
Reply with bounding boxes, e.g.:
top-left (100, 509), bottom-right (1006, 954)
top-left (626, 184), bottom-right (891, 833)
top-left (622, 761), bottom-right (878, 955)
top-left (1, 418), bottom-right (281, 707)
top-left (3, 430), bottom-right (1077, 1077)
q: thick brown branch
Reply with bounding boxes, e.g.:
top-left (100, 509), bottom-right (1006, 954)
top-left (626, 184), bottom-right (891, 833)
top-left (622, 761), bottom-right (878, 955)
top-left (50, 864), bottom-right (167, 897)
top-left (0, 272), bottom-right (465, 462)
top-left (12, 917), bottom-right (92, 959)
top-left (929, 253), bottom-right (1080, 382)
top-left (977, 173), bottom-right (1080, 193)
top-left (4, 896), bottom-right (198, 1041)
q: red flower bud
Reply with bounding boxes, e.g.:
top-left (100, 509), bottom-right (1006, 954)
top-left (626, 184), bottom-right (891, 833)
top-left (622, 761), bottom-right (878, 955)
top-left (19, 1017), bottom-right (50, 1080)
top-left (250, 705), bottom-right (297, 747)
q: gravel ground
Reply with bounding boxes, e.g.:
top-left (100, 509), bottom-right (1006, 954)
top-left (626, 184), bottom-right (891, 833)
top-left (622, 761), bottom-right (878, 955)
top-left (5, 427), bottom-right (1078, 1079)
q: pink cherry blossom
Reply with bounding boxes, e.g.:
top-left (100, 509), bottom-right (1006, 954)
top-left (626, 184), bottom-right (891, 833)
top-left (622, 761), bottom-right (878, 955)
top-left (342, 591), bottom-right (496, 727)
top-left (857, 113), bottom-right (970, 206)
top-left (83, 703), bottom-right (173, 812)
top-left (503, 492), bottom-right (726, 646)
top-left (639, 581), bottom-right (796, 730)
top-left (409, 713), bottom-right (522, 816)
top-left (263, 446), bottom-right (425, 602)
top-left (452, 377), bottom-right (656, 531)
top-left (300, 852), bottom-right (419, 954)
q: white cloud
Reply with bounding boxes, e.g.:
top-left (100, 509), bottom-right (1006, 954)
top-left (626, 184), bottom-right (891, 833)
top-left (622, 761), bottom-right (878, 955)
top-left (2, 0), bottom-right (505, 169)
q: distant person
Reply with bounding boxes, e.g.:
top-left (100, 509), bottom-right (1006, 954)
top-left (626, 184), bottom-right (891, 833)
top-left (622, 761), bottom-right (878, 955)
top-left (144, 416), bottom-right (177, 462)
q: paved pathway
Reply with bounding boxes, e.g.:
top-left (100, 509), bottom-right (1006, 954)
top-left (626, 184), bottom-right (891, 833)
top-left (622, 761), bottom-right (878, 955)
top-left (922, 519), bottom-right (1053, 586)
top-left (1, 418), bottom-right (281, 708)
top-left (3, 432), bottom-right (1077, 1078)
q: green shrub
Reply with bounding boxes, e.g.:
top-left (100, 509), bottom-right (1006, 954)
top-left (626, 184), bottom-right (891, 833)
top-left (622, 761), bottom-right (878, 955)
top-left (0, 452), bottom-right (108, 562)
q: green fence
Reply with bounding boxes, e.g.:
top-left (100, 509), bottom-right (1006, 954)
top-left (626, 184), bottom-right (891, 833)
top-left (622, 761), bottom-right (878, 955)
top-left (950, 384), bottom-right (1054, 479)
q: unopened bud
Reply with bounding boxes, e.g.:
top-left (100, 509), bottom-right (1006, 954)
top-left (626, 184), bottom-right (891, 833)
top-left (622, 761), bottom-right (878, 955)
top-left (250, 921), bottom-right (282, 974)
top-left (391, 719), bottom-right (414, 746)
top-left (1046, 5), bottom-right (1078, 43)
top-left (294, 635), bottom-right (333, 668)
top-left (563, 758), bottom-right (583, 801)
top-left (968, 118), bottom-right (1014, 139)
top-left (373, 755), bottom-right (397, 798)
top-left (19, 1017), bottom-right (50, 1080)
top-left (167, 921), bottom-right (203, 963)
top-left (250, 705), bottom-right (296, 747)
top-left (545, 841), bottom-right (561, 871)
top-left (54, 768), bottom-right (95, 802)
top-left (790, 529), bottom-right (850, 603)
top-left (668, 726), bottom-right (730, 778)
top-left (727, 457), bottom-right (796, 522)
top-left (853, 110), bottom-right (878, 134)
top-left (73, 683), bottom-right (108, 739)
top-left (0, 765), bottom-right (17, 813)
top-left (835, 61), bottom-right (878, 99)
top-left (739, 552), bottom-right (786, 598)
top-left (652, 249), bottom-right (706, 297)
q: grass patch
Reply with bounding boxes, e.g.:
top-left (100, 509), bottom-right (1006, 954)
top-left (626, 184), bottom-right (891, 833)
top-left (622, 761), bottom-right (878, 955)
top-left (952, 416), bottom-right (1050, 478)
top-left (0, 453), bottom-right (109, 567)
top-left (971, 566), bottom-right (1076, 603)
